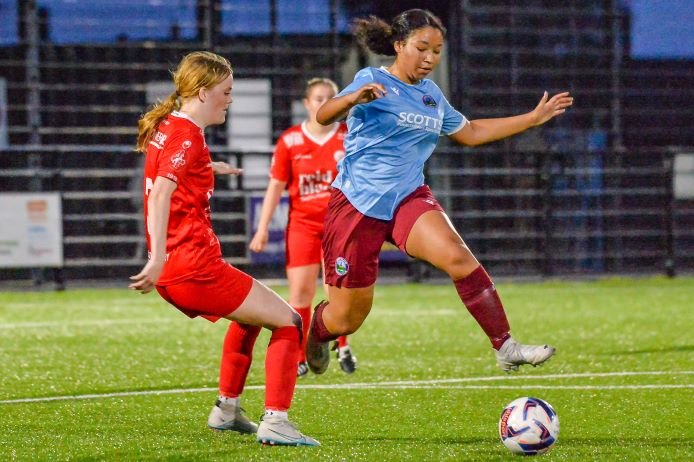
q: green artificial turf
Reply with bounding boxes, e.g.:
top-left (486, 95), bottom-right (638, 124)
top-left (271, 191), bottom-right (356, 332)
top-left (0, 277), bottom-right (692, 461)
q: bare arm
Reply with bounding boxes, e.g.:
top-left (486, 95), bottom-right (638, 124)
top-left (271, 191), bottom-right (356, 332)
top-left (129, 176), bottom-right (177, 294)
top-left (449, 92), bottom-right (573, 147)
top-left (316, 83), bottom-right (387, 125)
top-left (209, 161), bottom-right (243, 175)
top-left (249, 178), bottom-right (287, 253)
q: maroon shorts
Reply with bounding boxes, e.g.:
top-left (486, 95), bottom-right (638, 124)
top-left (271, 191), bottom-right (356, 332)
top-left (156, 258), bottom-right (254, 322)
top-left (285, 224), bottom-right (323, 268)
top-left (322, 185), bottom-right (444, 288)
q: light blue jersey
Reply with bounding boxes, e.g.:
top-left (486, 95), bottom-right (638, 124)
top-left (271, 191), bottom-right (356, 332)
top-left (332, 66), bottom-right (467, 220)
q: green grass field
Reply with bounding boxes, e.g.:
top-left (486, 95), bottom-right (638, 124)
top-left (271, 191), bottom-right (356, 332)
top-left (0, 277), bottom-right (692, 461)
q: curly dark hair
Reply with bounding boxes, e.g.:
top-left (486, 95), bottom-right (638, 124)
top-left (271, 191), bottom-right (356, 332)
top-left (353, 9), bottom-right (446, 56)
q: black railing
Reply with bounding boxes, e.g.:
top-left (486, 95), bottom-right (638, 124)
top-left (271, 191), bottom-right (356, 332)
top-left (1, 145), bottom-right (692, 282)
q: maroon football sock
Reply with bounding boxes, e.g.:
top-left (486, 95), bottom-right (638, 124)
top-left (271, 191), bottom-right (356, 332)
top-left (454, 265), bottom-right (511, 350)
top-left (311, 301), bottom-right (339, 343)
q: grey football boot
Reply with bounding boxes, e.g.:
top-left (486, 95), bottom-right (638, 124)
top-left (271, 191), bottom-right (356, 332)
top-left (207, 397), bottom-right (258, 434)
top-left (256, 414), bottom-right (320, 446)
top-left (496, 337), bottom-right (556, 372)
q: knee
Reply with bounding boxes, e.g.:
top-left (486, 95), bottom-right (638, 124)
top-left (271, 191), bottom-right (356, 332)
top-left (290, 310), bottom-right (304, 341)
top-left (290, 310), bottom-right (303, 330)
top-left (325, 301), bottom-right (370, 335)
top-left (330, 317), bottom-right (362, 336)
top-left (289, 286), bottom-right (315, 307)
top-left (439, 243), bottom-right (477, 279)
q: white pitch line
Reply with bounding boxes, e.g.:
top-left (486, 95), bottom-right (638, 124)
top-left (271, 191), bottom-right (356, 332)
top-left (324, 384), bottom-right (693, 390)
top-left (0, 387), bottom-right (219, 404)
top-left (308, 370), bottom-right (694, 387)
top-left (0, 319), bottom-right (173, 329)
top-left (1, 371), bottom-right (692, 405)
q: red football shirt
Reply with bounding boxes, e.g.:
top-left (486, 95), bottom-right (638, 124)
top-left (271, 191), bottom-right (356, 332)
top-left (143, 111), bottom-right (221, 285)
top-left (270, 122), bottom-right (347, 230)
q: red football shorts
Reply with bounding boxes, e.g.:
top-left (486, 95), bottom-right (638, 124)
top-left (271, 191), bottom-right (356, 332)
top-left (285, 223), bottom-right (323, 268)
top-left (322, 185), bottom-right (444, 288)
top-left (156, 258), bottom-right (254, 322)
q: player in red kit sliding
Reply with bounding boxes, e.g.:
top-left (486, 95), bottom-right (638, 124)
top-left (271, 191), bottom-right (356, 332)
top-left (130, 51), bottom-right (318, 447)
top-left (250, 78), bottom-right (356, 377)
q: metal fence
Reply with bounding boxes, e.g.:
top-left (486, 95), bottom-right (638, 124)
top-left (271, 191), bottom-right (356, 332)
top-left (1, 1), bottom-right (694, 283)
top-left (429, 146), bottom-right (693, 277)
top-left (1, 145), bottom-right (692, 283)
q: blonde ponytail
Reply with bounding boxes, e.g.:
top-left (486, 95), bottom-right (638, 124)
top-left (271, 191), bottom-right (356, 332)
top-left (136, 92), bottom-right (179, 152)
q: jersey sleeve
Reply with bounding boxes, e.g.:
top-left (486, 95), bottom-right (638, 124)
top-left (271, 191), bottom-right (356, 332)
top-left (155, 128), bottom-right (203, 184)
top-left (440, 94), bottom-right (468, 135)
top-left (337, 67), bottom-right (375, 97)
top-left (270, 133), bottom-right (291, 182)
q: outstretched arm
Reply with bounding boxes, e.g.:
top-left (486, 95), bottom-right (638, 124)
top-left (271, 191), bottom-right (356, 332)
top-left (449, 92), bottom-right (573, 147)
top-left (210, 161), bottom-right (243, 175)
top-left (316, 83), bottom-right (387, 125)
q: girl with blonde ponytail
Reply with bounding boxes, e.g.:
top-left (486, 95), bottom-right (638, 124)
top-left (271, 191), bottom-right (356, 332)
top-left (130, 51), bottom-right (319, 447)
top-left (136, 51), bottom-right (232, 152)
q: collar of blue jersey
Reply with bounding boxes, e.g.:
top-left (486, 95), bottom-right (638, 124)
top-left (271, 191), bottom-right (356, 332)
top-left (378, 66), bottom-right (424, 87)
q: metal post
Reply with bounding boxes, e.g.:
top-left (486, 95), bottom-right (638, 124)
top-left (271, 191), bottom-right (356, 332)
top-left (610, 0), bottom-right (623, 150)
top-left (270, 0), bottom-right (280, 136)
top-left (24, 0), bottom-right (45, 285)
top-left (663, 153), bottom-right (675, 277)
top-left (25, 0), bottom-right (40, 147)
top-left (329, 0), bottom-right (340, 83)
top-left (198, 0), bottom-right (214, 51)
top-left (541, 153), bottom-right (554, 277)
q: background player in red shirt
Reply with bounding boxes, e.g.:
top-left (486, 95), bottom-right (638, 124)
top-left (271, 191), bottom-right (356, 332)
top-left (249, 78), bottom-right (357, 377)
top-left (130, 51), bottom-right (318, 447)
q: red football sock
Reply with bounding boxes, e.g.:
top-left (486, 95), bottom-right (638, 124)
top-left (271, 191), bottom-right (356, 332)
top-left (294, 306), bottom-right (311, 362)
top-left (337, 335), bottom-right (349, 348)
top-left (219, 322), bottom-right (261, 398)
top-left (454, 265), bottom-right (511, 350)
top-left (311, 301), bottom-right (339, 343)
top-left (265, 326), bottom-right (301, 411)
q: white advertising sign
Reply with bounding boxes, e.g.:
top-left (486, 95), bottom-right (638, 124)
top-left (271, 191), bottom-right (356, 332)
top-left (0, 77), bottom-right (7, 148)
top-left (0, 193), bottom-right (63, 267)
top-left (674, 153), bottom-right (694, 200)
top-left (227, 78), bottom-right (272, 149)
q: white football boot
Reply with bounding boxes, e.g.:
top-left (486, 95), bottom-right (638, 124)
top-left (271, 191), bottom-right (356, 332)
top-left (207, 397), bottom-right (258, 434)
top-left (495, 337), bottom-right (556, 372)
top-left (336, 344), bottom-right (357, 374)
top-left (256, 414), bottom-right (320, 446)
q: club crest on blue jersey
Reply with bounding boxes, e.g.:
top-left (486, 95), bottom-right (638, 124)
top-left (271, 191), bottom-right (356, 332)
top-left (422, 95), bottom-right (437, 107)
top-left (335, 257), bottom-right (349, 276)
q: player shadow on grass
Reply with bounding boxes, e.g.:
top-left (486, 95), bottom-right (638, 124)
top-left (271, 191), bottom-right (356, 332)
top-left (568, 436), bottom-right (685, 448)
top-left (597, 345), bottom-right (694, 356)
top-left (356, 435), bottom-right (495, 445)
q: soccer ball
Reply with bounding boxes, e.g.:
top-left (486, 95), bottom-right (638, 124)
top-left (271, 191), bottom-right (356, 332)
top-left (499, 397), bottom-right (559, 455)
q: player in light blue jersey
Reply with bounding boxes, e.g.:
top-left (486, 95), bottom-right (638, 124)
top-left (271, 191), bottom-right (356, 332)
top-left (333, 66), bottom-right (466, 220)
top-left (306, 9), bottom-right (573, 375)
